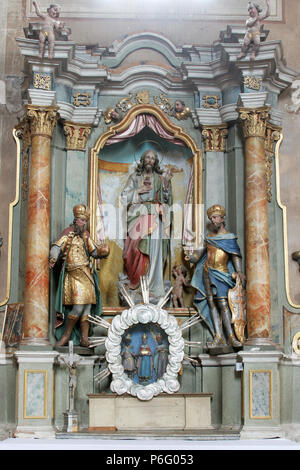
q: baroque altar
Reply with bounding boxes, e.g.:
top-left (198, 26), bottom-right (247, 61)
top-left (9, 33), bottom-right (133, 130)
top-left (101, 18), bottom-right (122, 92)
top-left (1, 0), bottom-right (300, 441)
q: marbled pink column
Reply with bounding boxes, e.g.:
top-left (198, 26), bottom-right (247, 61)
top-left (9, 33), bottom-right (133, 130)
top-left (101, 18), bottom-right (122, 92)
top-left (23, 106), bottom-right (58, 345)
top-left (239, 107), bottom-right (272, 344)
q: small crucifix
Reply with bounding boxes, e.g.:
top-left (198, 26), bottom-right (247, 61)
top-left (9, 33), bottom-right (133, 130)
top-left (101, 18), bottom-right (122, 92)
top-left (61, 341), bottom-right (82, 412)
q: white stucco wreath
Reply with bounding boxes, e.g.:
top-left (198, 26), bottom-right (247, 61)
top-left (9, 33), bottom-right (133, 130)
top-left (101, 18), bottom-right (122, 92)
top-left (105, 303), bottom-right (185, 401)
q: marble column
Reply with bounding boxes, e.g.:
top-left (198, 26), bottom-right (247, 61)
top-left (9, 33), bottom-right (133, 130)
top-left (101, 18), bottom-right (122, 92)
top-left (238, 106), bottom-right (272, 344)
top-left (22, 105), bottom-right (59, 346)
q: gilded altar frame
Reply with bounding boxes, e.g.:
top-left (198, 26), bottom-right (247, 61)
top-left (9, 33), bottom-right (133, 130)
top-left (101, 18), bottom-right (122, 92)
top-left (88, 103), bottom-right (203, 263)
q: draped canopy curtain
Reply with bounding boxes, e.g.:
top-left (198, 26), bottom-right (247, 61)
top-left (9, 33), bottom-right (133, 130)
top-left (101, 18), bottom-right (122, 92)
top-left (96, 113), bottom-right (193, 245)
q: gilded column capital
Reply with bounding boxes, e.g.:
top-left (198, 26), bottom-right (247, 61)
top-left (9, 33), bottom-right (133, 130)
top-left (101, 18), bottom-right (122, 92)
top-left (201, 124), bottom-right (228, 152)
top-left (238, 106), bottom-right (270, 139)
top-left (63, 121), bottom-right (92, 151)
top-left (26, 104), bottom-right (59, 138)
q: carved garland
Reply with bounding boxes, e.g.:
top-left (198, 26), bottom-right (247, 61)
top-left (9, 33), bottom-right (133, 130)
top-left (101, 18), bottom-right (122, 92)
top-left (105, 303), bottom-right (184, 401)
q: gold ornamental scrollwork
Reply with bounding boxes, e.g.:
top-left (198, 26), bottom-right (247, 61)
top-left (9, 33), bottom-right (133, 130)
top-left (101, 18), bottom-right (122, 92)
top-left (201, 124), bottom-right (228, 152)
top-left (33, 73), bottom-right (52, 91)
top-left (26, 105), bottom-right (59, 138)
top-left (264, 123), bottom-right (282, 202)
top-left (135, 90), bottom-right (150, 105)
top-left (238, 106), bottom-right (270, 139)
top-left (15, 119), bottom-right (31, 201)
top-left (202, 95), bottom-right (221, 109)
top-left (63, 122), bottom-right (92, 151)
top-left (73, 92), bottom-right (91, 107)
top-left (244, 76), bottom-right (262, 91)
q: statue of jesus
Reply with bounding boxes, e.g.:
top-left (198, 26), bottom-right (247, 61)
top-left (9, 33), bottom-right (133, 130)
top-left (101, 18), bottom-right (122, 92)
top-left (120, 150), bottom-right (173, 298)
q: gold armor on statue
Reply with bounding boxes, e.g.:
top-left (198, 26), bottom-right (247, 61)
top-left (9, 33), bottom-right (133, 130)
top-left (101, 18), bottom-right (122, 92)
top-left (188, 204), bottom-right (246, 352)
top-left (205, 243), bottom-right (229, 273)
top-left (49, 204), bottom-right (110, 348)
top-left (55, 233), bottom-right (97, 305)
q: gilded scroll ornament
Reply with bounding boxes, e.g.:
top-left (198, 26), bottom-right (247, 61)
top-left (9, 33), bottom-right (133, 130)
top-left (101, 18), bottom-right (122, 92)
top-left (244, 76), bottom-right (262, 91)
top-left (33, 73), bottom-right (52, 91)
top-left (135, 90), bottom-right (150, 104)
top-left (117, 93), bottom-right (134, 112)
top-left (264, 124), bottom-right (281, 202)
top-left (202, 95), bottom-right (220, 109)
top-left (202, 125), bottom-right (228, 152)
top-left (104, 92), bottom-right (151, 124)
top-left (103, 107), bottom-right (123, 124)
top-left (153, 94), bottom-right (191, 120)
top-left (103, 94), bottom-right (134, 124)
top-left (104, 92), bottom-right (191, 125)
top-left (16, 120), bottom-right (31, 200)
top-left (63, 122), bottom-right (92, 151)
top-left (26, 105), bottom-right (59, 138)
top-left (73, 92), bottom-right (91, 107)
top-left (153, 93), bottom-right (173, 115)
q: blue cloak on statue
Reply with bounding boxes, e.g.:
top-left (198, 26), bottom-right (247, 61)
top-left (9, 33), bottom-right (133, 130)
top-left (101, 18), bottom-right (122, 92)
top-left (191, 233), bottom-right (241, 334)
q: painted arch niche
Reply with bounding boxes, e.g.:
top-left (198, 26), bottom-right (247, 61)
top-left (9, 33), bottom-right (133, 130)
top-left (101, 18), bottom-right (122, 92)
top-left (89, 105), bottom-right (202, 307)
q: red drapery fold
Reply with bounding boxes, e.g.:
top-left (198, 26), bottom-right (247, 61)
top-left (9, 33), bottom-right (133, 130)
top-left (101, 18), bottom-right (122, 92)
top-left (105, 114), bottom-right (185, 146)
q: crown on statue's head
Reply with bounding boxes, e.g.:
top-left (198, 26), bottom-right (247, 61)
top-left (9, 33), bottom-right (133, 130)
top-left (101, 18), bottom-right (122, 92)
top-left (73, 204), bottom-right (90, 221)
top-left (207, 204), bottom-right (226, 219)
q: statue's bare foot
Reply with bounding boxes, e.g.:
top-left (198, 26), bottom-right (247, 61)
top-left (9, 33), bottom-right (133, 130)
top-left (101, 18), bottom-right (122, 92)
top-left (80, 337), bottom-right (90, 347)
top-left (56, 335), bottom-right (69, 347)
top-left (250, 52), bottom-right (256, 61)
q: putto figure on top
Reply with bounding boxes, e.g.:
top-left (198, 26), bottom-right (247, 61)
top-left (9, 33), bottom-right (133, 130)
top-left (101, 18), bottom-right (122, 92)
top-left (32, 1), bottom-right (66, 59)
top-left (237, 0), bottom-right (270, 61)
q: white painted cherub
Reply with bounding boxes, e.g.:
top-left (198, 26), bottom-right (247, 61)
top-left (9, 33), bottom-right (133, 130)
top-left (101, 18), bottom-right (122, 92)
top-left (237, 0), bottom-right (270, 61)
top-left (32, 1), bottom-right (65, 59)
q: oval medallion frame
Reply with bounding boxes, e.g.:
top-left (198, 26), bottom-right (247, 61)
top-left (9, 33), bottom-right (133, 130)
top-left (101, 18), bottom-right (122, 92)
top-left (105, 303), bottom-right (184, 401)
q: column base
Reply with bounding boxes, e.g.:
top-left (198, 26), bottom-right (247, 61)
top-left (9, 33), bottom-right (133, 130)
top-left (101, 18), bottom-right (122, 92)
top-left (240, 425), bottom-right (283, 440)
top-left (14, 425), bottom-right (57, 439)
top-left (63, 411), bottom-right (79, 433)
top-left (243, 337), bottom-right (282, 350)
top-left (282, 424), bottom-right (300, 443)
top-left (20, 337), bottom-right (53, 350)
top-left (0, 424), bottom-right (16, 440)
